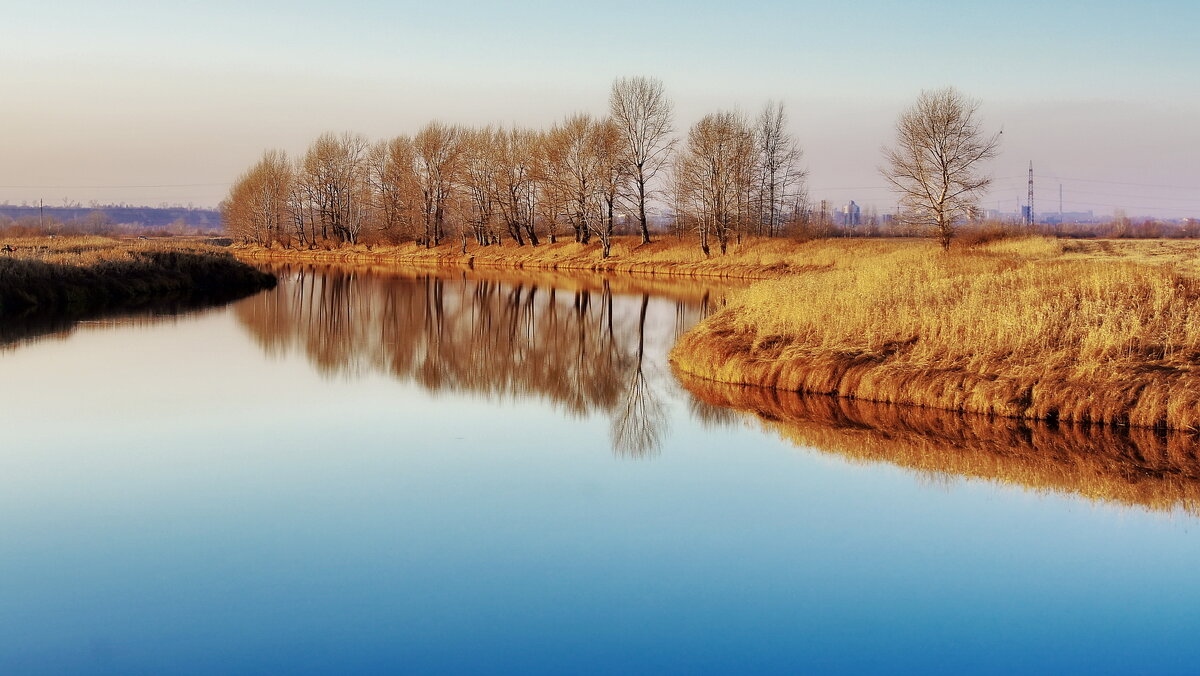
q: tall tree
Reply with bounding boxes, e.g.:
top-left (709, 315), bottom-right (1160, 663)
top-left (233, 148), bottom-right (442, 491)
top-left (222, 149), bottom-right (292, 245)
top-left (543, 114), bottom-right (602, 247)
top-left (460, 126), bottom-right (501, 247)
top-left (298, 132), bottom-right (371, 245)
top-left (413, 122), bottom-right (465, 248)
top-left (754, 101), bottom-right (806, 237)
top-left (591, 117), bottom-right (629, 258)
top-left (881, 87), bottom-right (1000, 250)
top-left (609, 76), bottom-right (676, 245)
top-left (532, 130), bottom-right (567, 245)
top-left (675, 111), bottom-right (754, 256)
top-left (367, 136), bottom-right (421, 243)
top-left (491, 126), bottom-right (540, 246)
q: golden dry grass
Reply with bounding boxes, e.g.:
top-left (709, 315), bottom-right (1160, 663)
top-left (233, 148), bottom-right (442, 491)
top-left (672, 236), bottom-right (1200, 430)
top-left (257, 259), bottom-right (747, 306)
top-left (233, 235), bottom-right (825, 281)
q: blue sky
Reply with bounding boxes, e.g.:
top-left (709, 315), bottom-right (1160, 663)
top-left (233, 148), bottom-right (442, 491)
top-left (2, 0), bottom-right (1198, 215)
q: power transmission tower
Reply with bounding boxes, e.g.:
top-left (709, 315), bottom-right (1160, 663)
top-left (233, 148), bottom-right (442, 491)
top-left (1026, 162), bottom-right (1034, 226)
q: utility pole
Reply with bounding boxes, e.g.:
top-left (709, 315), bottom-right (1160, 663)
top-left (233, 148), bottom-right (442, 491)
top-left (39, 198), bottom-right (44, 231)
top-left (1059, 184), bottom-right (1063, 224)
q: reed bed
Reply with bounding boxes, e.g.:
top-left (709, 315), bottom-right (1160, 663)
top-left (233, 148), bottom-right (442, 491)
top-left (672, 236), bottom-right (1200, 430)
top-left (0, 236), bottom-right (275, 320)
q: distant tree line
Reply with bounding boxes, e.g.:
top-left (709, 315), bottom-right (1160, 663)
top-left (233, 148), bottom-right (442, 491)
top-left (224, 80), bottom-right (1200, 251)
top-left (0, 205), bottom-right (222, 237)
top-left (222, 77), bottom-right (810, 255)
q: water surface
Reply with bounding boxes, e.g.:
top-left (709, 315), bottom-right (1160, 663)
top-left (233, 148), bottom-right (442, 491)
top-left (3, 264), bottom-right (1200, 674)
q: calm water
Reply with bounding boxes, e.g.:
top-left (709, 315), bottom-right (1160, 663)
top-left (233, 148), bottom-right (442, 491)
top-left (3, 265), bottom-right (1200, 674)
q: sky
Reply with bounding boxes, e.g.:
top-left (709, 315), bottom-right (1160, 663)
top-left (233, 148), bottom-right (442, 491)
top-left (1, 0), bottom-right (1198, 217)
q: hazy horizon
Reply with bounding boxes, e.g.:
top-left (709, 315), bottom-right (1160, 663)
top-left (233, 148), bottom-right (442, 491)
top-left (3, 0), bottom-right (1198, 217)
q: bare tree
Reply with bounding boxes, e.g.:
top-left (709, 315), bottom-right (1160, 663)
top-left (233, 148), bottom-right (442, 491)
top-left (297, 132), bottom-right (371, 245)
top-left (881, 87), bottom-right (1000, 250)
top-left (609, 76), bottom-right (676, 245)
top-left (413, 122), bottom-right (464, 248)
top-left (591, 117), bottom-right (630, 257)
top-left (460, 126), bottom-right (501, 248)
top-left (222, 149), bottom-right (292, 245)
top-left (755, 101), bottom-right (806, 237)
top-left (367, 136), bottom-right (421, 243)
top-left (542, 113), bottom-right (602, 247)
top-left (531, 130), bottom-right (567, 245)
top-left (674, 110), bottom-right (755, 256)
top-left (491, 126), bottom-right (540, 246)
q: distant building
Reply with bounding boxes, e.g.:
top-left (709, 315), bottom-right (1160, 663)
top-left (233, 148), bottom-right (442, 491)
top-left (840, 201), bottom-right (861, 227)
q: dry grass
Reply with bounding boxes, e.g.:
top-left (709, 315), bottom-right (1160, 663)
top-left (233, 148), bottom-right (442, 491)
top-left (257, 259), bottom-right (747, 306)
top-left (0, 236), bottom-right (275, 322)
top-left (233, 236), bottom-right (826, 281)
top-left (681, 375), bottom-right (1200, 514)
top-left (672, 236), bottom-right (1200, 430)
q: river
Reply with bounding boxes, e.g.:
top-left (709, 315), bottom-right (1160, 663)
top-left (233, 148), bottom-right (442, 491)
top-left (2, 264), bottom-right (1200, 674)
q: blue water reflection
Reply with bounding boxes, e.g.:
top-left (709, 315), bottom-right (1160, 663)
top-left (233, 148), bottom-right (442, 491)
top-left (1, 265), bottom-right (1199, 674)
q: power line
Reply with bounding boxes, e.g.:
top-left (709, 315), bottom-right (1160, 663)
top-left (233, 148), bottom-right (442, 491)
top-left (1021, 198), bottom-right (1193, 213)
top-left (985, 191), bottom-right (1198, 212)
top-left (1041, 176), bottom-right (1200, 191)
top-left (807, 185), bottom-right (892, 192)
top-left (988, 185), bottom-right (1200, 203)
top-left (808, 174), bottom-right (1200, 197)
top-left (993, 175), bottom-right (1200, 192)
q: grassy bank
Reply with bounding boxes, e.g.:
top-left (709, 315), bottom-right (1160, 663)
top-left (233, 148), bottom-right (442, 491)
top-left (671, 236), bottom-right (1200, 431)
top-left (681, 375), bottom-right (1200, 514)
top-left (0, 237), bottom-right (276, 332)
top-left (254, 259), bottom-right (746, 307)
top-left (232, 236), bottom-right (824, 281)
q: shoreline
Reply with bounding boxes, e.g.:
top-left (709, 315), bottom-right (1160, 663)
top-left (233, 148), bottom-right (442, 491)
top-left (669, 237), bottom-right (1200, 432)
top-left (230, 237), bottom-right (808, 282)
top-left (669, 336), bottom-right (1193, 430)
top-left (0, 237), bottom-right (276, 343)
top-left (236, 235), bottom-right (1200, 432)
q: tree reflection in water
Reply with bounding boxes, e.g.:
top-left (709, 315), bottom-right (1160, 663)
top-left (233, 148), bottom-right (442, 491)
top-left (234, 262), bottom-right (1200, 512)
top-left (235, 264), bottom-right (724, 457)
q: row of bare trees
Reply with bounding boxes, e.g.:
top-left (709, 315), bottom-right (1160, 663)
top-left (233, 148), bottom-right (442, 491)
top-left (223, 77), bottom-right (809, 256)
top-left (672, 104), bottom-right (806, 255)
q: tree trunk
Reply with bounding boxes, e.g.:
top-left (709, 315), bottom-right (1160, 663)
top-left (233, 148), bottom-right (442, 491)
top-left (638, 177), bottom-right (651, 245)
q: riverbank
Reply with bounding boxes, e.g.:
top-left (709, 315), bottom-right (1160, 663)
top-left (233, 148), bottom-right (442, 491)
top-left (671, 236), bottom-right (1200, 431)
top-left (234, 234), bottom-right (1200, 430)
top-left (0, 237), bottom-right (276, 337)
top-left (232, 236), bottom-right (823, 281)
